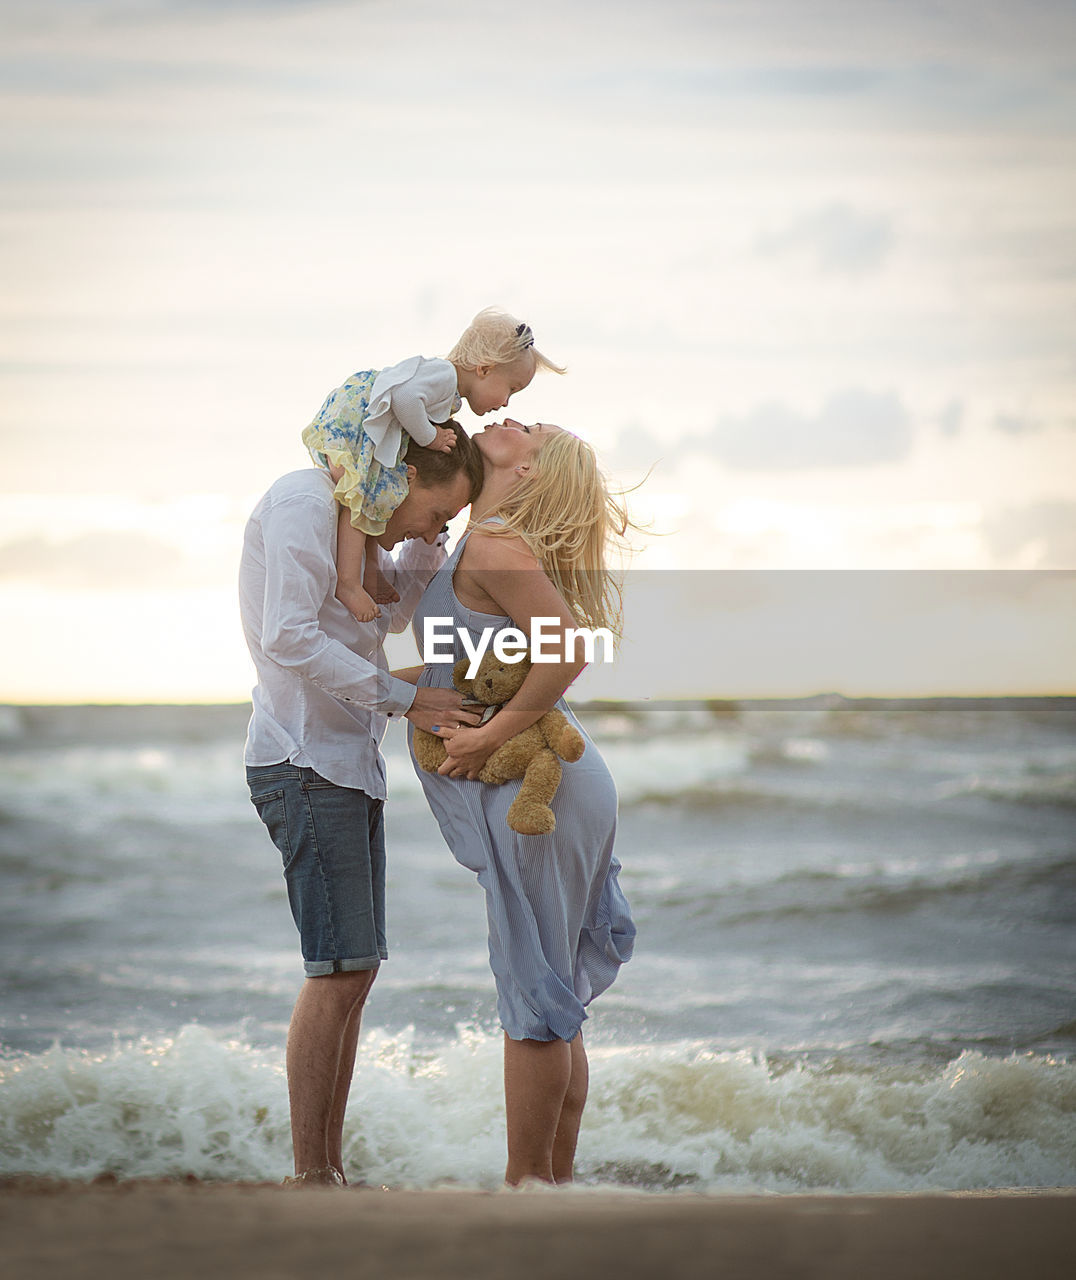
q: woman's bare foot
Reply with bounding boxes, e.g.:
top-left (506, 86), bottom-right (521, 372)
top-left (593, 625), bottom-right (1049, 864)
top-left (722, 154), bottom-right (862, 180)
top-left (281, 1166), bottom-right (345, 1188)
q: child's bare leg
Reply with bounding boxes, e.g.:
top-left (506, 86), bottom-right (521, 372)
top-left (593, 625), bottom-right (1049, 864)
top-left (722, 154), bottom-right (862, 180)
top-left (363, 556), bottom-right (400, 606)
top-left (335, 508), bottom-right (380, 621)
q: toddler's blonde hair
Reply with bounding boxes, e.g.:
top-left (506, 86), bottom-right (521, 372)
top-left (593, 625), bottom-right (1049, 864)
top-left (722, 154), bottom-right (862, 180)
top-left (479, 431), bottom-right (632, 639)
top-left (447, 307), bottom-right (565, 376)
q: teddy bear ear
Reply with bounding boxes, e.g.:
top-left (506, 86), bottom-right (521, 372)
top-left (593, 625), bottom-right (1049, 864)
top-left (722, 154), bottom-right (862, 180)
top-left (476, 650), bottom-right (501, 677)
top-left (452, 658), bottom-right (472, 693)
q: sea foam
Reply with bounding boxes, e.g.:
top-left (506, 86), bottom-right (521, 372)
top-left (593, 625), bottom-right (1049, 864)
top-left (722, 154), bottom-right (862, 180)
top-left (2, 1026), bottom-right (1073, 1192)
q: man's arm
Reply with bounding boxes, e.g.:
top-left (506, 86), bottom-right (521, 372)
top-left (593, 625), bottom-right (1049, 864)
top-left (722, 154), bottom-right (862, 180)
top-left (259, 494), bottom-right (475, 731)
top-left (377, 533), bottom-right (448, 634)
top-left (259, 494), bottom-right (417, 715)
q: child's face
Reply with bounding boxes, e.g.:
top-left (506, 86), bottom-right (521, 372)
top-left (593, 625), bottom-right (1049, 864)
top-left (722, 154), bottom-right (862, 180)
top-left (464, 354), bottom-right (535, 416)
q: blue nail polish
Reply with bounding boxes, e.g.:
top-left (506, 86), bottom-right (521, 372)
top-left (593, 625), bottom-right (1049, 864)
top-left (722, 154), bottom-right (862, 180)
top-left (431, 725), bottom-right (440, 732)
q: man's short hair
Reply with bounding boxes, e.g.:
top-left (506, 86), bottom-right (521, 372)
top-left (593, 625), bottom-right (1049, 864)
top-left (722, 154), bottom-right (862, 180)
top-left (407, 421), bottom-right (484, 505)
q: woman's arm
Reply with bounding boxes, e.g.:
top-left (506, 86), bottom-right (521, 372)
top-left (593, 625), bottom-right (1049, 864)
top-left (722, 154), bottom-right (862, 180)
top-left (436, 531), bottom-right (588, 779)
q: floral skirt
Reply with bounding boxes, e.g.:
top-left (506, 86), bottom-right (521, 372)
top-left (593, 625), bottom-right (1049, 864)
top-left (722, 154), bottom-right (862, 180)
top-left (300, 369), bottom-right (410, 536)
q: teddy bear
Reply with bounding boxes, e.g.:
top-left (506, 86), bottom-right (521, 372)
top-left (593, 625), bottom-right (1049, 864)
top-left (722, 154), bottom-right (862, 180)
top-left (412, 650), bottom-right (585, 835)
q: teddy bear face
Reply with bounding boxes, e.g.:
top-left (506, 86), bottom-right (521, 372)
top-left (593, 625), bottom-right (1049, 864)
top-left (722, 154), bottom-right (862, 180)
top-left (453, 650), bottom-right (531, 705)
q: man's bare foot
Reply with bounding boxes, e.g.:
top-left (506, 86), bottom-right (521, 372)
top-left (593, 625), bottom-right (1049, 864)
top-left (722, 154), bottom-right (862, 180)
top-left (364, 565), bottom-right (401, 606)
top-left (337, 584), bottom-right (381, 622)
top-left (371, 581), bottom-right (401, 605)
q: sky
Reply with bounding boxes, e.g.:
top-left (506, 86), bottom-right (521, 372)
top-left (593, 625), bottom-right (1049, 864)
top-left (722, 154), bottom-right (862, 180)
top-left (1, 0), bottom-right (1074, 701)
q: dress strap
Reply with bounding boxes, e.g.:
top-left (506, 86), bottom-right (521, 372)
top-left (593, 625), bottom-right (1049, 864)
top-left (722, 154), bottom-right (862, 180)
top-left (447, 515), bottom-right (508, 566)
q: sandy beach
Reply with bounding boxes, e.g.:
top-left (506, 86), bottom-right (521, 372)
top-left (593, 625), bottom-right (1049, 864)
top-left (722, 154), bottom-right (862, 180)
top-left (1, 1180), bottom-right (1073, 1280)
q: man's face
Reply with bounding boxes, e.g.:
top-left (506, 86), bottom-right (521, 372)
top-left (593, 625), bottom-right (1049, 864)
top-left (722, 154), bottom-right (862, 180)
top-left (375, 470), bottom-right (472, 549)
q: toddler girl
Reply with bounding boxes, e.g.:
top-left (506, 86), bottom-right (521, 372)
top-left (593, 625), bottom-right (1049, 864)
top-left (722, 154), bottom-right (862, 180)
top-left (303, 307), bottom-right (564, 621)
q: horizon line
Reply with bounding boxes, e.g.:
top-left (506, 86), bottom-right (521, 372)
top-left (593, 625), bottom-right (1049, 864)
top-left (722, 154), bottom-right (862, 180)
top-left (2, 690), bottom-right (1075, 710)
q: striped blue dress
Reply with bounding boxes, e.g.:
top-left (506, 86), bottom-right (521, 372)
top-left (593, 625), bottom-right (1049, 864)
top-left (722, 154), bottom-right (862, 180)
top-left (407, 530), bottom-right (635, 1042)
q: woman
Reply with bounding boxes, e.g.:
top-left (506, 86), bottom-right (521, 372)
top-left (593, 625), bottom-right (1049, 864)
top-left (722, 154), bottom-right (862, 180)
top-left (401, 418), bottom-right (635, 1186)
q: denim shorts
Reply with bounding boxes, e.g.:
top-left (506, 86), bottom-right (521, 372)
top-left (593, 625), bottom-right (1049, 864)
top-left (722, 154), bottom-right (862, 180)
top-left (246, 762), bottom-right (387, 977)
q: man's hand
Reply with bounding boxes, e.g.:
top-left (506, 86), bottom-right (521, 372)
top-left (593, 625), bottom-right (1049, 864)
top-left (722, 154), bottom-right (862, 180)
top-left (404, 687), bottom-right (482, 733)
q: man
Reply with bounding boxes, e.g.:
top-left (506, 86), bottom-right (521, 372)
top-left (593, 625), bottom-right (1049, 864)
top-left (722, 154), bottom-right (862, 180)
top-left (239, 424), bottom-right (483, 1185)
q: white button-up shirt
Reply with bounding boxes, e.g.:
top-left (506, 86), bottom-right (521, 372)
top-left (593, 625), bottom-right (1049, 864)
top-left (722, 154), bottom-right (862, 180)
top-left (239, 468), bottom-right (445, 798)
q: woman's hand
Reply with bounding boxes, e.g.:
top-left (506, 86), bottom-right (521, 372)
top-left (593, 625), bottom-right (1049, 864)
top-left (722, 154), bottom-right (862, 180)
top-left (435, 723), bottom-right (499, 779)
top-left (405, 690), bottom-right (482, 734)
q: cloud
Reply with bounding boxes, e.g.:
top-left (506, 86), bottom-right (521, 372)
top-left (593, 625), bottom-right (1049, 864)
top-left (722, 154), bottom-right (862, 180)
top-left (993, 412), bottom-right (1044, 435)
top-left (702, 389), bottom-right (912, 471)
top-left (598, 569), bottom-right (1076, 697)
top-left (756, 204), bottom-right (896, 275)
top-left (603, 422), bottom-right (671, 472)
top-left (983, 501), bottom-right (1076, 567)
top-left (936, 400), bottom-right (964, 437)
top-left (0, 531), bottom-right (185, 587)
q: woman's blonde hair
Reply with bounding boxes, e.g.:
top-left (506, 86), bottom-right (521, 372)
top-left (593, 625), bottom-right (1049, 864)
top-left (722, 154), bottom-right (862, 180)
top-left (479, 431), bottom-right (633, 639)
top-left (447, 306), bottom-right (565, 376)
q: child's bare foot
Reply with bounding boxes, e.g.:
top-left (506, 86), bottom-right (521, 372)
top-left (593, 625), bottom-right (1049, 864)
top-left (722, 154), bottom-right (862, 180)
top-left (337, 583), bottom-right (381, 622)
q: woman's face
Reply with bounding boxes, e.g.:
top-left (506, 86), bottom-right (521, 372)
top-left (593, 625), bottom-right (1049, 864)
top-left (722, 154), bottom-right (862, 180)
top-left (476, 419), bottom-right (562, 472)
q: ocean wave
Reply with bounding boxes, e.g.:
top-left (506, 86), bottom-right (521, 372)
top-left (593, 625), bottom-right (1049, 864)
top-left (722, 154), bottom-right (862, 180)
top-left (0, 742), bottom-right (252, 831)
top-left (2, 1026), bottom-right (1074, 1192)
top-left (4, 700), bottom-right (1072, 821)
top-left (935, 770), bottom-right (1076, 809)
top-left (618, 760), bottom-right (1076, 814)
top-left (583, 1042), bottom-right (1076, 1192)
top-left (653, 852), bottom-right (1076, 927)
top-left (624, 778), bottom-right (916, 814)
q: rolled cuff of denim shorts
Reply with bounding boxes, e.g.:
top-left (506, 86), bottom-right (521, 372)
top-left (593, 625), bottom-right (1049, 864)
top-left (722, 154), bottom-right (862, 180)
top-left (303, 952), bottom-right (386, 978)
